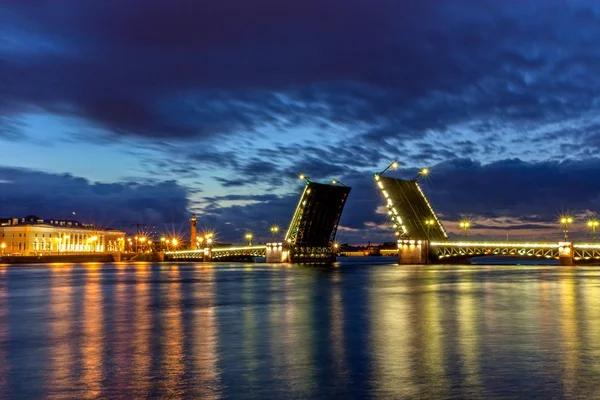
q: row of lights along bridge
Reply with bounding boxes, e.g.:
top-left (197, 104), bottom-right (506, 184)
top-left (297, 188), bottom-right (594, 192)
top-left (443, 217), bottom-right (599, 241)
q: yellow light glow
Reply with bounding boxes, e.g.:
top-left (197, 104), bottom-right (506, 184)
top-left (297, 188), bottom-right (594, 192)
top-left (299, 174), bottom-right (305, 180)
top-left (172, 238), bottom-right (178, 246)
top-left (421, 168), bottom-right (429, 175)
top-left (391, 161), bottom-right (399, 169)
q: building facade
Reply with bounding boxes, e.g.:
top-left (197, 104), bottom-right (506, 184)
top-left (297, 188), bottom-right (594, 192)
top-left (0, 215), bottom-right (125, 256)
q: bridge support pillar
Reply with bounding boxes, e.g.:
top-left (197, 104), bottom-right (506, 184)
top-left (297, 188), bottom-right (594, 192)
top-left (398, 240), bottom-right (429, 264)
top-left (266, 243), bottom-right (285, 263)
top-left (558, 242), bottom-right (574, 266)
top-left (203, 248), bottom-right (211, 262)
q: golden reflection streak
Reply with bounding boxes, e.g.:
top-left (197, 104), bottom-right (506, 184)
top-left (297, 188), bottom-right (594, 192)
top-left (268, 269), bottom-right (287, 380)
top-left (112, 265), bottom-right (128, 393)
top-left (419, 270), bottom-right (448, 397)
top-left (81, 265), bottom-right (104, 399)
top-left (242, 267), bottom-right (258, 388)
top-left (161, 266), bottom-right (185, 397)
top-left (48, 266), bottom-right (74, 398)
top-left (192, 266), bottom-right (219, 399)
top-left (0, 271), bottom-right (7, 390)
top-left (560, 270), bottom-right (579, 398)
top-left (132, 265), bottom-right (151, 397)
top-left (330, 271), bottom-right (348, 384)
top-left (582, 269), bottom-right (600, 397)
top-left (457, 278), bottom-right (483, 397)
top-left (371, 269), bottom-right (414, 399)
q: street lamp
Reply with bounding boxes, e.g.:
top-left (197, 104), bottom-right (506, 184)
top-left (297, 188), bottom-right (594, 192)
top-left (171, 238), bottom-right (179, 249)
top-left (560, 216), bottom-right (573, 240)
top-left (413, 167), bottom-right (430, 181)
top-left (1, 242), bottom-right (5, 256)
top-left (380, 160), bottom-right (400, 175)
top-left (245, 233), bottom-right (253, 246)
top-left (270, 225), bottom-right (279, 241)
top-left (298, 173), bottom-right (310, 183)
top-left (331, 178), bottom-right (347, 186)
top-left (425, 218), bottom-right (435, 240)
top-left (587, 219), bottom-right (599, 242)
top-left (459, 221), bottom-right (470, 239)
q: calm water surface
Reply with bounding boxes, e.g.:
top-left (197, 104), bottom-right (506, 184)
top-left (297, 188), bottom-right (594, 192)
top-left (1, 258), bottom-right (600, 399)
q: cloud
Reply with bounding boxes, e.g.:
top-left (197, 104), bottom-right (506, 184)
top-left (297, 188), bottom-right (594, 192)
top-left (2, 0), bottom-right (600, 148)
top-left (0, 166), bottom-right (190, 230)
top-left (424, 157), bottom-right (600, 222)
top-left (3, 1), bottom-right (600, 242)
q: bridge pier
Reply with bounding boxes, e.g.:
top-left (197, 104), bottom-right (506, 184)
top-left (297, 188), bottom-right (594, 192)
top-left (203, 248), bottom-right (211, 262)
top-left (558, 242), bottom-right (574, 266)
top-left (398, 239), bottom-right (430, 264)
top-left (266, 243), bottom-right (285, 263)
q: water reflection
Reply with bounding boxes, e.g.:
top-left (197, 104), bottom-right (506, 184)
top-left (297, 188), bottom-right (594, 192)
top-left (2, 263), bottom-right (600, 398)
top-left (81, 266), bottom-right (104, 399)
top-left (47, 266), bottom-right (75, 398)
top-left (190, 266), bottom-right (219, 399)
top-left (132, 265), bottom-right (151, 397)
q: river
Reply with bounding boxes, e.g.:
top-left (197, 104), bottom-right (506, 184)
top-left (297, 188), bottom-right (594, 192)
top-left (0, 257), bottom-right (598, 399)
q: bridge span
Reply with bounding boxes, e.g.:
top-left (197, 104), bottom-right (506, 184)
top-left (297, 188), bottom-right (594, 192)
top-left (166, 179), bottom-right (350, 263)
top-left (374, 170), bottom-right (600, 266)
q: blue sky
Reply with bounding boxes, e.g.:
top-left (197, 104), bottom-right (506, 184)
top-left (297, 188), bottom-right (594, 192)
top-left (2, 0), bottom-right (600, 243)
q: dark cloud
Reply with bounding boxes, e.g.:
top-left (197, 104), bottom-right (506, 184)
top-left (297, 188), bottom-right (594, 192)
top-left (3, 0), bottom-right (600, 145)
top-left (3, 1), bottom-right (600, 242)
top-left (0, 167), bottom-right (190, 230)
top-left (424, 157), bottom-right (600, 222)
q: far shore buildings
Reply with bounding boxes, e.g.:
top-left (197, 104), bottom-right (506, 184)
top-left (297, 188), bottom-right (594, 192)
top-left (0, 215), bottom-right (125, 256)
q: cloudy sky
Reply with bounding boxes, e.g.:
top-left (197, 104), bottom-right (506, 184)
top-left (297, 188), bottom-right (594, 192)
top-left (2, 0), bottom-right (600, 243)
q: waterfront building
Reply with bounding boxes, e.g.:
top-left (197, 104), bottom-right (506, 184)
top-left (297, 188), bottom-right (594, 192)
top-left (0, 215), bottom-right (125, 256)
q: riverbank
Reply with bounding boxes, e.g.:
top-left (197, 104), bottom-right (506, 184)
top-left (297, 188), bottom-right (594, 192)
top-left (0, 252), bottom-right (166, 264)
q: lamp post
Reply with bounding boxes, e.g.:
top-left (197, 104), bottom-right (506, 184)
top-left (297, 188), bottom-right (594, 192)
top-left (459, 221), bottom-right (470, 239)
top-left (560, 216), bottom-right (573, 240)
top-left (245, 233), bottom-right (253, 246)
top-left (270, 225), bottom-right (279, 241)
top-left (331, 178), bottom-right (347, 186)
top-left (171, 238), bottom-right (179, 250)
top-left (298, 173), bottom-right (310, 183)
top-left (379, 160), bottom-right (400, 175)
top-left (425, 218), bottom-right (435, 240)
top-left (413, 167), bottom-right (430, 181)
top-left (1, 242), bottom-right (5, 256)
top-left (587, 219), bottom-right (599, 242)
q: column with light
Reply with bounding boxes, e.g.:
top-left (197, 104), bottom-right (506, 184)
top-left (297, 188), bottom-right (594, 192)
top-left (587, 219), bottom-right (598, 242)
top-left (561, 216), bottom-right (573, 240)
top-left (459, 221), bottom-right (470, 239)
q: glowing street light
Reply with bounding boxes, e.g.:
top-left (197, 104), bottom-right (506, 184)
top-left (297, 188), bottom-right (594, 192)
top-left (380, 160), bottom-right (400, 175)
top-left (459, 220), bottom-right (471, 238)
top-left (425, 218), bottom-right (435, 240)
top-left (331, 178), bottom-right (347, 186)
top-left (171, 238), bottom-right (179, 249)
top-left (270, 225), bottom-right (279, 241)
top-left (1, 242), bottom-right (5, 256)
top-left (560, 216), bottom-right (573, 240)
top-left (245, 232), bottom-right (253, 246)
top-left (298, 173), bottom-right (311, 183)
top-left (413, 167), bottom-right (430, 181)
top-left (587, 219), bottom-right (599, 242)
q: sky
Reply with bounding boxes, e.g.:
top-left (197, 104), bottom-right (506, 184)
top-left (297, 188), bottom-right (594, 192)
top-left (2, 0), bottom-right (600, 244)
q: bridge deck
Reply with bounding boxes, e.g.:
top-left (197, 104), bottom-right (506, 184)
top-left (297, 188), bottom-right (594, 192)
top-left (375, 175), bottom-right (447, 241)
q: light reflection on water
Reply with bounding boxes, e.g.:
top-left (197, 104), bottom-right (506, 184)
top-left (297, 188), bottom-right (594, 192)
top-left (2, 260), bottom-right (600, 398)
